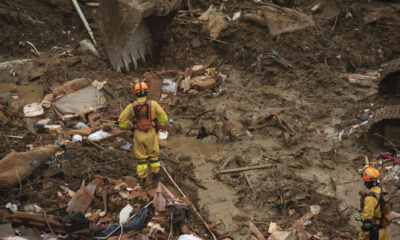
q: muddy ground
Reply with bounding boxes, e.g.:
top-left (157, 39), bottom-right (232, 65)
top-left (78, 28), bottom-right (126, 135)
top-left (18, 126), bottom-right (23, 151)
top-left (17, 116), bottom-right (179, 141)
top-left (1, 0), bottom-right (400, 239)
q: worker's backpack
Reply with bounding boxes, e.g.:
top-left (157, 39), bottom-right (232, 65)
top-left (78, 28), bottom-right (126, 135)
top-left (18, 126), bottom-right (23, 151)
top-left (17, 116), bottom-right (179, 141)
top-left (133, 100), bottom-right (153, 131)
top-left (359, 186), bottom-right (393, 228)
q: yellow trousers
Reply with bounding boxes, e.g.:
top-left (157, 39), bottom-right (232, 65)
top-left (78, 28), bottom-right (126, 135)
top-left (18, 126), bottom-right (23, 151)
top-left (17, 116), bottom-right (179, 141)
top-left (133, 128), bottom-right (160, 179)
top-left (359, 228), bottom-right (388, 240)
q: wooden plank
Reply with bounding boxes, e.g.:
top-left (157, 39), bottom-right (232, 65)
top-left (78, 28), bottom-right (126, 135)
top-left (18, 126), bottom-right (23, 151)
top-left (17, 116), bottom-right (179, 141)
top-left (248, 221), bottom-right (266, 240)
top-left (11, 212), bottom-right (64, 228)
top-left (219, 164), bottom-right (273, 174)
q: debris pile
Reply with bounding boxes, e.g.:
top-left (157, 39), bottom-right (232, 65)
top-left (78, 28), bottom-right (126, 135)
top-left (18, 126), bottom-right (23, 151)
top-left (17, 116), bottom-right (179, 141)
top-left (180, 65), bottom-right (226, 95)
top-left (1, 174), bottom-right (208, 240)
top-left (2, 0), bottom-right (400, 239)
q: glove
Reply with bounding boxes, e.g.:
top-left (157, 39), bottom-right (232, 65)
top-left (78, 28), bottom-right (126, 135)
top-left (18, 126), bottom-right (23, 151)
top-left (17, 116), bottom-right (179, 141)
top-left (361, 219), bottom-right (373, 231)
top-left (159, 124), bottom-right (169, 132)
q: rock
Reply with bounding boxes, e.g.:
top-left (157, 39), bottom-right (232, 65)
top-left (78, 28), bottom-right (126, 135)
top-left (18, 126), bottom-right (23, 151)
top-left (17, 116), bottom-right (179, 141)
top-left (201, 135), bottom-right (219, 144)
top-left (310, 205), bottom-right (321, 216)
top-left (191, 38), bottom-right (202, 48)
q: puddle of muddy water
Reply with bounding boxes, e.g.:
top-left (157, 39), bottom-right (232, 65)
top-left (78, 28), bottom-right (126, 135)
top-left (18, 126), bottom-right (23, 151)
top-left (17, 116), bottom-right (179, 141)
top-left (168, 136), bottom-right (246, 236)
top-left (0, 83), bottom-right (43, 110)
top-left (0, 83), bottom-right (43, 131)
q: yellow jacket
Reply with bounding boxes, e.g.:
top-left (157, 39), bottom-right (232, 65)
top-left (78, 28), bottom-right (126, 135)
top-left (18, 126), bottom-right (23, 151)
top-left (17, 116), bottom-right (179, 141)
top-left (361, 186), bottom-right (382, 224)
top-left (359, 186), bottom-right (389, 240)
top-left (118, 97), bottom-right (168, 129)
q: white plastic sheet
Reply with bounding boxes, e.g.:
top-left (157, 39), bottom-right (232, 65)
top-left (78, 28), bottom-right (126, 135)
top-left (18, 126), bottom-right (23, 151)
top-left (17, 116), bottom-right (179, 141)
top-left (177, 234), bottom-right (202, 240)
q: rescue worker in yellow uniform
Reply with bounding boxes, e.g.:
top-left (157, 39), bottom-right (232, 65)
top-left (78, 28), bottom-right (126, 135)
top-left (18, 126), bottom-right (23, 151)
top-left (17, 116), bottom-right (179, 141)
top-left (118, 82), bottom-right (168, 183)
top-left (359, 167), bottom-right (389, 240)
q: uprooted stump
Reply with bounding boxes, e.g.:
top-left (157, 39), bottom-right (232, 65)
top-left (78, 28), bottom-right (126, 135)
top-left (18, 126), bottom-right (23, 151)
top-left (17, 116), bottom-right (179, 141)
top-left (0, 145), bottom-right (61, 190)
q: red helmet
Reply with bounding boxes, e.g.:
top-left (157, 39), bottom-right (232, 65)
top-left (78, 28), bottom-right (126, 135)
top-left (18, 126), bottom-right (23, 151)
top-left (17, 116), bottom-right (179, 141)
top-left (362, 167), bottom-right (380, 182)
top-left (133, 82), bottom-right (149, 94)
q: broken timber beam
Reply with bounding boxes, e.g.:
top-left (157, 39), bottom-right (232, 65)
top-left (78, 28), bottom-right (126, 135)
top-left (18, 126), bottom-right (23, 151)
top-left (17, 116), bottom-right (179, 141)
top-left (219, 164), bottom-right (273, 174)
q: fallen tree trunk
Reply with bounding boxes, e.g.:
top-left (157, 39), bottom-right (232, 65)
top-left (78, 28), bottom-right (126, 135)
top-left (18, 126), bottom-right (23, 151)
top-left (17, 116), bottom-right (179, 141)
top-left (0, 145), bottom-right (61, 189)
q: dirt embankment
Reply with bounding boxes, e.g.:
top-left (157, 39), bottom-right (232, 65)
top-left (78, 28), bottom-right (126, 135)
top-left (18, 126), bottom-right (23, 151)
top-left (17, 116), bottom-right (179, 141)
top-left (1, 0), bottom-right (400, 239)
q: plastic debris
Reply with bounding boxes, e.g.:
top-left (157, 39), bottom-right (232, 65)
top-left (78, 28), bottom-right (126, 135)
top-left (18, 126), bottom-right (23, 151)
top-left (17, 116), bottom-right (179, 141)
top-left (162, 78), bottom-right (177, 93)
top-left (23, 204), bottom-right (42, 213)
top-left (120, 142), bottom-right (132, 151)
top-left (158, 131), bottom-right (168, 140)
top-left (92, 80), bottom-right (106, 90)
top-left (74, 122), bottom-right (89, 129)
top-left (23, 102), bottom-right (44, 117)
top-left (96, 206), bottom-right (149, 237)
top-left (119, 204), bottom-right (133, 224)
top-left (232, 11), bottom-right (241, 21)
top-left (88, 130), bottom-right (111, 141)
top-left (6, 202), bottom-right (18, 213)
top-left (338, 130), bottom-right (344, 141)
top-left (177, 234), bottom-right (202, 240)
top-left (72, 135), bottom-right (83, 142)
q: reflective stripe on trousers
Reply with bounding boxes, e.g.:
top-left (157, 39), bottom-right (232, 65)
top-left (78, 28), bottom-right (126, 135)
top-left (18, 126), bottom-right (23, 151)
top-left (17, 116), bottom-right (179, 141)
top-left (137, 159), bottom-right (160, 179)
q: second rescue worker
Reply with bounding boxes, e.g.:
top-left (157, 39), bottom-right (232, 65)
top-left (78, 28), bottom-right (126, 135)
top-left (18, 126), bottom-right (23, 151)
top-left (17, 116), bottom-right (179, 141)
top-left (118, 81), bottom-right (168, 183)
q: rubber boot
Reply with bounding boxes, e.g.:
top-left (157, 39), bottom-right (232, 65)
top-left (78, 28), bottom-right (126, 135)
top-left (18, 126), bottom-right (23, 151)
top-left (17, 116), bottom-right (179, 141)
top-left (140, 178), bottom-right (147, 186)
top-left (153, 173), bottom-right (160, 182)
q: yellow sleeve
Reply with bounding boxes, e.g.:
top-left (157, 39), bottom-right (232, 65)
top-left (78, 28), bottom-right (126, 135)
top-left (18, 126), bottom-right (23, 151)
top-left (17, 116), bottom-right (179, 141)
top-left (151, 101), bottom-right (168, 125)
top-left (118, 104), bottom-right (134, 129)
top-left (361, 196), bottom-right (378, 221)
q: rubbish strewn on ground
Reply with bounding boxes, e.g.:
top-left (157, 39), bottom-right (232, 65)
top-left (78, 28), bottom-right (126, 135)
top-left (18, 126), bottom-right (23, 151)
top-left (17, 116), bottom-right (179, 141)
top-left (180, 65), bottom-right (226, 94)
top-left (1, 0), bottom-right (399, 239)
top-left (1, 172), bottom-right (205, 239)
top-left (199, 5), bottom-right (229, 39)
